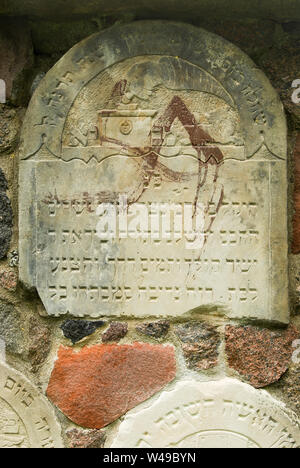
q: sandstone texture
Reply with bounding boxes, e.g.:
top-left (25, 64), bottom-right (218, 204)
top-left (47, 343), bottom-right (176, 428)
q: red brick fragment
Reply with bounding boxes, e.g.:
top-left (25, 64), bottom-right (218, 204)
top-left (47, 343), bottom-right (176, 429)
top-left (225, 325), bottom-right (299, 388)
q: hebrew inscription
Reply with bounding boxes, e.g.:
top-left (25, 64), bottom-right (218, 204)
top-left (19, 21), bottom-right (288, 321)
top-left (0, 362), bottom-right (63, 448)
top-left (111, 378), bottom-right (300, 448)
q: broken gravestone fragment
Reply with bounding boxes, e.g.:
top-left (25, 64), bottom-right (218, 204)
top-left (111, 378), bottom-right (300, 448)
top-left (19, 21), bottom-right (288, 323)
top-left (0, 361), bottom-right (63, 448)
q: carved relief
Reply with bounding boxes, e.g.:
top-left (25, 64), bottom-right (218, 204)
top-left (19, 22), bottom-right (288, 322)
top-left (111, 379), bottom-right (300, 448)
top-left (0, 362), bottom-right (63, 448)
top-left (0, 398), bottom-right (29, 448)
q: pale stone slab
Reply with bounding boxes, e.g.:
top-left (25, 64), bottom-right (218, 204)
top-left (0, 362), bottom-right (63, 448)
top-left (111, 378), bottom-right (300, 448)
top-left (19, 21), bottom-right (288, 322)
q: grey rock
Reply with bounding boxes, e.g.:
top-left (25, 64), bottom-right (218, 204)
top-left (0, 106), bottom-right (20, 153)
top-left (174, 321), bottom-right (221, 371)
top-left (136, 320), bottom-right (170, 339)
top-left (0, 169), bottom-right (13, 259)
top-left (0, 302), bottom-right (24, 355)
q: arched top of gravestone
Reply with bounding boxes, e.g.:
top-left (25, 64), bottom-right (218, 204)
top-left (20, 20), bottom-right (286, 162)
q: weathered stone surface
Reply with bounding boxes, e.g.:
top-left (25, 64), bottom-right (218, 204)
top-left (136, 320), bottom-right (170, 339)
top-left (47, 343), bottom-right (176, 428)
top-left (67, 428), bottom-right (106, 448)
top-left (0, 169), bottom-right (13, 260)
top-left (204, 19), bottom-right (276, 59)
top-left (111, 378), bottom-right (300, 448)
top-left (293, 134), bottom-right (300, 254)
top-left (0, 361), bottom-right (63, 448)
top-left (102, 322), bottom-right (128, 342)
top-left (0, 106), bottom-right (20, 153)
top-left (0, 302), bottom-right (23, 355)
top-left (175, 321), bottom-right (221, 370)
top-left (0, 169), bottom-right (7, 192)
top-left (20, 21), bottom-right (288, 323)
top-left (225, 325), bottom-right (299, 388)
top-left (0, 19), bottom-right (33, 102)
top-left (30, 19), bottom-right (100, 55)
top-left (28, 317), bottom-right (51, 373)
top-left (278, 367), bottom-right (300, 413)
top-left (30, 73), bottom-right (46, 97)
top-left (0, 270), bottom-right (18, 292)
top-left (202, 21), bottom-right (300, 127)
top-left (258, 41), bottom-right (300, 128)
top-left (61, 319), bottom-right (105, 344)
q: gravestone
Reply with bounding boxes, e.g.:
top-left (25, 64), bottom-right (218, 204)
top-left (19, 21), bottom-right (288, 322)
top-left (0, 362), bottom-right (63, 448)
top-left (111, 378), bottom-right (300, 448)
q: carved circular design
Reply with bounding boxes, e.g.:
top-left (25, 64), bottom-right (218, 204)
top-left (111, 378), bottom-right (300, 448)
top-left (0, 397), bottom-right (29, 448)
top-left (0, 362), bottom-right (63, 448)
top-left (120, 119), bottom-right (133, 135)
top-left (176, 430), bottom-right (259, 448)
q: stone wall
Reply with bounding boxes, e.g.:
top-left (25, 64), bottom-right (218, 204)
top-left (0, 4), bottom-right (300, 448)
